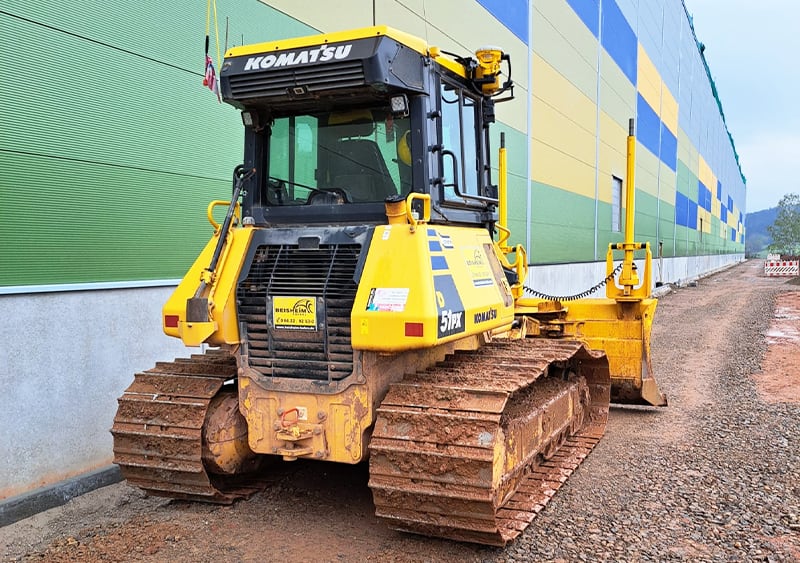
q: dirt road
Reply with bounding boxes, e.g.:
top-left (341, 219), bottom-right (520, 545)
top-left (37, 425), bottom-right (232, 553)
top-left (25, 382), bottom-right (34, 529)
top-left (2, 260), bottom-right (799, 562)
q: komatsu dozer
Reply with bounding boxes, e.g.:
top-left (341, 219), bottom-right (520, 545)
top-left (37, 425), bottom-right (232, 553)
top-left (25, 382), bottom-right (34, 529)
top-left (112, 25), bottom-right (665, 546)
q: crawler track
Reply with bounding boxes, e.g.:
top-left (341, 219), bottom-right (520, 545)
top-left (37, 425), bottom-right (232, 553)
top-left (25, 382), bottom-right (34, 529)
top-left (368, 338), bottom-right (609, 546)
top-left (111, 350), bottom-right (265, 503)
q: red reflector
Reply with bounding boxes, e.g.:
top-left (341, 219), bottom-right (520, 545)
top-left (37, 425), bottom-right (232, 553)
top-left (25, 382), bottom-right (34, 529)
top-left (164, 315), bottom-right (179, 328)
top-left (405, 322), bottom-right (424, 337)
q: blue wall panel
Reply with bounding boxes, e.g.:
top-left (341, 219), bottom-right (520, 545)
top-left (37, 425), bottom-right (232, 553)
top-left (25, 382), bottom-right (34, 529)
top-left (698, 181), bottom-right (711, 212)
top-left (660, 123), bottom-right (677, 171)
top-left (659, 1), bottom-right (682, 95)
top-left (566, 0), bottom-right (599, 37)
top-left (675, 192), bottom-right (688, 227)
top-left (477, 0), bottom-right (529, 44)
top-left (601, 0), bottom-right (637, 84)
top-left (636, 94), bottom-right (660, 159)
top-left (637, 1), bottom-right (663, 67)
top-left (687, 200), bottom-right (698, 229)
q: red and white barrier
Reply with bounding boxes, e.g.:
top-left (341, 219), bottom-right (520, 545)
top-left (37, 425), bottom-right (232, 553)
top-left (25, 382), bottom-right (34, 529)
top-left (764, 260), bottom-right (800, 276)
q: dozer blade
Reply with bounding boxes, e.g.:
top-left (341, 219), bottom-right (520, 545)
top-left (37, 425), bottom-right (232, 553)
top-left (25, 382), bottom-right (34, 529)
top-left (111, 350), bottom-right (266, 503)
top-left (562, 297), bottom-right (667, 407)
top-left (368, 338), bottom-right (609, 546)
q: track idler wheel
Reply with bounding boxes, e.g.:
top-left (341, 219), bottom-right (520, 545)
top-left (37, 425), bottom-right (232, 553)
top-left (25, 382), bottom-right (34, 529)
top-left (202, 390), bottom-right (260, 475)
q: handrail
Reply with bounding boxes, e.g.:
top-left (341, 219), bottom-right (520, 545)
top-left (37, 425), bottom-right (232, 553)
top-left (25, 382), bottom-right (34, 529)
top-left (405, 192), bottom-right (431, 232)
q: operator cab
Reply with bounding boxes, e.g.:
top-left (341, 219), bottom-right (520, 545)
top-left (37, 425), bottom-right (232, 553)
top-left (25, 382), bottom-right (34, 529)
top-left (219, 26), bottom-right (512, 227)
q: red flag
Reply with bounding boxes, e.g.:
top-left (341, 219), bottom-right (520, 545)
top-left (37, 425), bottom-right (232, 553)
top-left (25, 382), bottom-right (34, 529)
top-left (203, 54), bottom-right (221, 103)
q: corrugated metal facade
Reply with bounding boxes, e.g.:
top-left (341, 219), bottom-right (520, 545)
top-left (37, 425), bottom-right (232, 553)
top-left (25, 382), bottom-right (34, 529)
top-left (0, 1), bottom-right (313, 287)
top-left (1, 0), bottom-right (744, 290)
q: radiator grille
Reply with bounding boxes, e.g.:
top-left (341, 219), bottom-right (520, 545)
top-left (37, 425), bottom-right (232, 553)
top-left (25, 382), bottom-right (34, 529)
top-left (237, 244), bottom-right (360, 380)
top-left (228, 61), bottom-right (366, 100)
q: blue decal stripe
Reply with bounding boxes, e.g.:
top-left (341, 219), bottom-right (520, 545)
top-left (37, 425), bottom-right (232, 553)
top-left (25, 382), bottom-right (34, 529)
top-left (429, 240), bottom-right (442, 252)
top-left (431, 256), bottom-right (449, 271)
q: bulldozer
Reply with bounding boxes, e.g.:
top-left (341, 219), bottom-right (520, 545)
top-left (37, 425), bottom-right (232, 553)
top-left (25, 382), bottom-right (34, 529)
top-left (111, 25), bottom-right (666, 546)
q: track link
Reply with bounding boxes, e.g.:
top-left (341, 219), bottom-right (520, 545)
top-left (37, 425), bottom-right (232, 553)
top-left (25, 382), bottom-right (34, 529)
top-left (368, 338), bottom-right (609, 545)
top-left (111, 350), bottom-right (265, 503)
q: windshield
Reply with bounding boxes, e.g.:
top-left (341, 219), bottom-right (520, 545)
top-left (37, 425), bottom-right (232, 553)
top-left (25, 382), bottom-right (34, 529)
top-left (265, 107), bottom-right (412, 205)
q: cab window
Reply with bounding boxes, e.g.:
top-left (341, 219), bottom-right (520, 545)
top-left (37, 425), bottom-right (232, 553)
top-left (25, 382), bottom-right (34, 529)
top-left (266, 107), bottom-right (412, 205)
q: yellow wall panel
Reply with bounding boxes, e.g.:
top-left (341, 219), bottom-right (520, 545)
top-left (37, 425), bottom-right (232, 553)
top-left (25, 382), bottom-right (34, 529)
top-left (531, 138), bottom-right (596, 199)
top-left (534, 1), bottom-right (600, 103)
top-left (729, 204), bottom-right (739, 228)
top-left (263, 0), bottom-right (372, 31)
top-left (531, 54), bottom-right (597, 189)
top-left (636, 145), bottom-right (660, 198)
top-left (678, 127), bottom-right (697, 174)
top-left (532, 92), bottom-right (596, 161)
top-left (661, 86), bottom-right (679, 135)
top-left (597, 112), bottom-right (628, 203)
top-left (712, 197), bottom-right (721, 218)
top-left (659, 162), bottom-right (676, 205)
top-left (375, 1), bottom-right (428, 41)
top-left (697, 208), bottom-right (711, 233)
top-left (531, 101), bottom-right (596, 172)
top-left (698, 155), bottom-right (716, 191)
top-left (637, 43), bottom-right (661, 115)
top-left (421, 0), bottom-right (529, 131)
top-left (533, 55), bottom-right (596, 130)
top-left (599, 52), bottom-right (636, 125)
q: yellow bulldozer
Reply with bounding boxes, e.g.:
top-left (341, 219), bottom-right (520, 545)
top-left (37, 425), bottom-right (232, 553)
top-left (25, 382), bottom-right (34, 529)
top-left (111, 25), bottom-right (666, 546)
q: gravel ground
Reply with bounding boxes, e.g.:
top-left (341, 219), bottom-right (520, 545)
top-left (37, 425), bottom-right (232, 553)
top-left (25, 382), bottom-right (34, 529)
top-left (2, 260), bottom-right (798, 562)
top-left (499, 261), bottom-right (800, 562)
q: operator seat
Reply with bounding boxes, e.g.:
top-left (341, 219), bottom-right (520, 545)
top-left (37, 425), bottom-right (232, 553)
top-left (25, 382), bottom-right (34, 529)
top-left (327, 139), bottom-right (397, 202)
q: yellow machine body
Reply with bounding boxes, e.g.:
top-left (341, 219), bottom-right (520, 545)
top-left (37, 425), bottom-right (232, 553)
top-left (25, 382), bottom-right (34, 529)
top-left (162, 208), bottom-right (252, 347)
top-left (351, 223), bottom-right (515, 351)
top-left (113, 24), bottom-right (665, 546)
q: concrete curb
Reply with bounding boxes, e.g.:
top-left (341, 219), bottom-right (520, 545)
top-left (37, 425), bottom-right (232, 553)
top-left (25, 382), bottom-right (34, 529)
top-left (0, 465), bottom-right (121, 528)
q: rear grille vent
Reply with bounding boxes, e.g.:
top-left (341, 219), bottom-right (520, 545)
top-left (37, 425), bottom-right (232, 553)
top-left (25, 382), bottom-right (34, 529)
top-left (237, 244), bottom-right (361, 381)
top-left (228, 61), bottom-right (366, 100)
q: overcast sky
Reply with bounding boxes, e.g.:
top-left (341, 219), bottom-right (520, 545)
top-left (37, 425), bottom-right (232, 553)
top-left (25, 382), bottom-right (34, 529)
top-left (685, 0), bottom-right (800, 212)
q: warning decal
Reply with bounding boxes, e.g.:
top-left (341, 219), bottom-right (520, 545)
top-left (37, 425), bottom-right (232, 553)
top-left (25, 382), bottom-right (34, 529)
top-left (366, 288), bottom-right (410, 312)
top-left (273, 296), bottom-right (318, 330)
top-left (462, 247), bottom-right (494, 287)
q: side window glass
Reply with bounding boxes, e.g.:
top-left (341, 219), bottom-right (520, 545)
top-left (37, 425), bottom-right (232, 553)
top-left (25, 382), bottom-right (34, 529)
top-left (440, 83), bottom-right (461, 199)
top-left (439, 82), bottom-right (480, 201)
top-left (461, 96), bottom-right (478, 196)
top-left (294, 117), bottom-right (317, 190)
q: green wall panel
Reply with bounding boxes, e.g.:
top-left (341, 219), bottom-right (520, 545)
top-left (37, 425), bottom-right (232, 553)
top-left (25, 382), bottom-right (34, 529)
top-left (634, 190), bottom-right (659, 243)
top-left (0, 1), bottom-right (314, 288)
top-left (529, 181), bottom-right (595, 264)
top-left (676, 159), bottom-right (697, 199)
top-left (533, 1), bottom-right (599, 103)
top-left (1, 0), bottom-right (746, 292)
